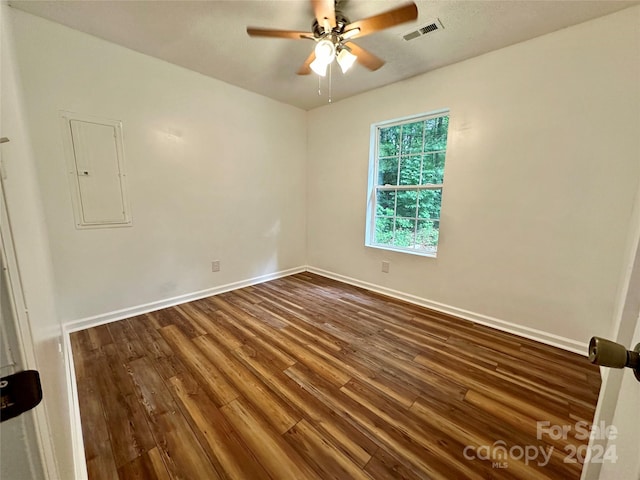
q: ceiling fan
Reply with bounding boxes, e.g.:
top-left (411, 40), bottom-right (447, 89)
top-left (246, 0), bottom-right (418, 77)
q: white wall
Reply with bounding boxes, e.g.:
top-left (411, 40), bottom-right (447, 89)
top-left (7, 8), bottom-right (307, 324)
top-left (307, 6), bottom-right (640, 350)
top-left (1, 4), bottom-right (70, 477)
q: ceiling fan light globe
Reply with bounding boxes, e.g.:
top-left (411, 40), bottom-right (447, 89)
top-left (310, 58), bottom-right (329, 76)
top-left (337, 48), bottom-right (357, 73)
top-left (314, 39), bottom-right (336, 63)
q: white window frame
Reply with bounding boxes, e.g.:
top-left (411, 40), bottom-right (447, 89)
top-left (365, 109), bottom-right (449, 257)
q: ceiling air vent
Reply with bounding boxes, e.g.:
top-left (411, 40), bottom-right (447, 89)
top-left (402, 19), bottom-right (444, 41)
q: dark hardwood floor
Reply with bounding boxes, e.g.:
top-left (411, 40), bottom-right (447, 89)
top-left (70, 272), bottom-right (601, 479)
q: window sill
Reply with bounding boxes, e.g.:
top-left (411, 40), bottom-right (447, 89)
top-left (365, 243), bottom-right (437, 258)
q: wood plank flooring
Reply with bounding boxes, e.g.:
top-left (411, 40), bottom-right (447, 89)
top-left (70, 272), bottom-right (601, 479)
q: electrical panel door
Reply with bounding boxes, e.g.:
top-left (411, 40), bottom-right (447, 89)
top-left (61, 112), bottom-right (131, 228)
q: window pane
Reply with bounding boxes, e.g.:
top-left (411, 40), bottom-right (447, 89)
top-left (416, 220), bottom-right (439, 248)
top-left (421, 152), bottom-right (446, 184)
top-left (379, 126), bottom-right (400, 157)
top-left (399, 156), bottom-right (422, 185)
top-left (396, 190), bottom-right (418, 218)
top-left (378, 157), bottom-right (398, 185)
top-left (376, 190), bottom-right (396, 216)
top-left (394, 217), bottom-right (416, 247)
top-left (424, 116), bottom-right (449, 152)
top-left (418, 189), bottom-right (442, 219)
top-left (401, 121), bottom-right (424, 154)
top-left (375, 217), bottom-right (394, 245)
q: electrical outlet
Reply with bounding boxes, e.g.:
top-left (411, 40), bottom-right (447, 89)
top-left (212, 260), bottom-right (220, 272)
top-left (382, 261), bottom-right (390, 273)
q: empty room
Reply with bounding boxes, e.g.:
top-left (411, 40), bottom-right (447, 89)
top-left (1, 0), bottom-right (639, 479)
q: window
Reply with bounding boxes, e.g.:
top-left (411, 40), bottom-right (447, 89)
top-left (366, 111), bottom-right (449, 256)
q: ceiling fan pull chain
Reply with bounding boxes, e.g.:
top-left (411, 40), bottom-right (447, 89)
top-left (328, 62), bottom-right (333, 104)
top-left (317, 75), bottom-right (322, 96)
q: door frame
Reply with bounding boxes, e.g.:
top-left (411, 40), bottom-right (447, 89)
top-left (0, 175), bottom-right (58, 479)
top-left (581, 189), bottom-right (640, 480)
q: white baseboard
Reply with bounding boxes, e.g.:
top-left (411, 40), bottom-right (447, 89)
top-left (306, 266), bottom-right (588, 356)
top-left (62, 330), bottom-right (88, 480)
top-left (63, 266), bottom-right (306, 333)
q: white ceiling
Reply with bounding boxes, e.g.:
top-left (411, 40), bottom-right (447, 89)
top-left (9, 0), bottom-right (639, 110)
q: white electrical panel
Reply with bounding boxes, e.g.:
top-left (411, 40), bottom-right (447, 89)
top-left (60, 112), bottom-right (132, 229)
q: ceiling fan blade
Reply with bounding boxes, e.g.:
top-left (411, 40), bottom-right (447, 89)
top-left (345, 2), bottom-right (418, 39)
top-left (348, 42), bottom-right (385, 71)
top-left (297, 51), bottom-right (316, 75)
top-left (311, 0), bottom-right (336, 30)
top-left (247, 27), bottom-right (314, 40)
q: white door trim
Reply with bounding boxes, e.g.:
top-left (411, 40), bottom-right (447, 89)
top-left (0, 175), bottom-right (59, 479)
top-left (581, 187), bottom-right (640, 480)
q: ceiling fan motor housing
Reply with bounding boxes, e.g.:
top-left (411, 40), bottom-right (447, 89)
top-left (312, 12), bottom-right (351, 39)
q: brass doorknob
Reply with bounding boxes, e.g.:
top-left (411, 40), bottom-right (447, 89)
top-left (588, 337), bottom-right (640, 382)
